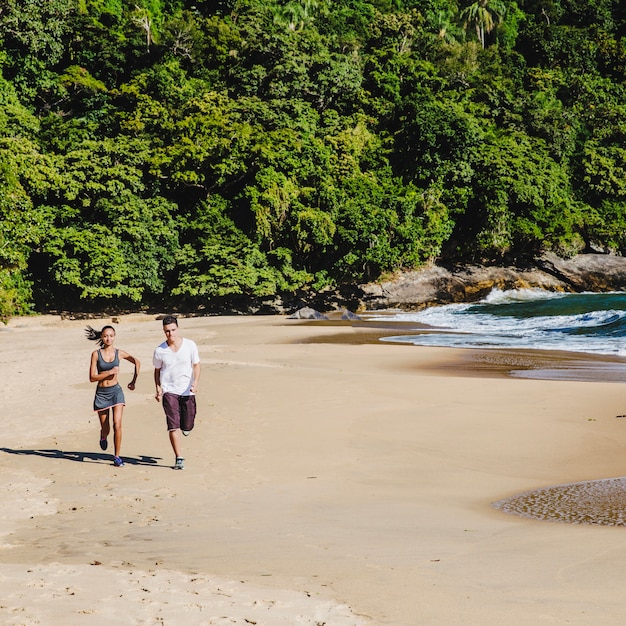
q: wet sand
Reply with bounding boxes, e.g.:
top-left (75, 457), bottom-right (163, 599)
top-left (297, 320), bottom-right (626, 382)
top-left (2, 314), bottom-right (626, 625)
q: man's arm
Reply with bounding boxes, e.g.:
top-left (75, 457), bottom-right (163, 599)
top-left (191, 361), bottom-right (201, 393)
top-left (154, 368), bottom-right (162, 402)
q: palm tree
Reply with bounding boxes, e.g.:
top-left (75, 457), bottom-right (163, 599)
top-left (432, 9), bottom-right (465, 44)
top-left (460, 0), bottom-right (506, 48)
top-left (275, 0), bottom-right (323, 32)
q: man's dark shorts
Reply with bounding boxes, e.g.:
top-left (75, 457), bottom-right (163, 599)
top-left (162, 393), bottom-right (196, 432)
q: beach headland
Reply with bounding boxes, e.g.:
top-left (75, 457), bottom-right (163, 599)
top-left (2, 313), bottom-right (626, 625)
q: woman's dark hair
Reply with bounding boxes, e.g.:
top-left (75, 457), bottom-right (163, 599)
top-left (85, 325), bottom-right (115, 348)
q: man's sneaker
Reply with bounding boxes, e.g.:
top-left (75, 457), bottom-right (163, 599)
top-left (182, 430), bottom-right (191, 436)
top-left (174, 457), bottom-right (185, 470)
top-left (113, 456), bottom-right (125, 467)
top-left (100, 438), bottom-right (108, 450)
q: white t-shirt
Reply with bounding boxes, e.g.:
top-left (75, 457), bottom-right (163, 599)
top-left (153, 337), bottom-right (200, 396)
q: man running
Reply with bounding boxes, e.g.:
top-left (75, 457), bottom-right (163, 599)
top-left (153, 315), bottom-right (201, 470)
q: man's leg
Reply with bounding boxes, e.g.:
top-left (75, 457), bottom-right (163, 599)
top-left (180, 395), bottom-right (196, 434)
top-left (163, 393), bottom-right (184, 467)
top-left (169, 428), bottom-right (182, 458)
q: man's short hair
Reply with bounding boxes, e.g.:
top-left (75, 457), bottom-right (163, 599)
top-left (162, 315), bottom-right (178, 326)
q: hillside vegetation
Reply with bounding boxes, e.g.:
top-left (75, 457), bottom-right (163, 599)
top-left (2, 0), bottom-right (626, 316)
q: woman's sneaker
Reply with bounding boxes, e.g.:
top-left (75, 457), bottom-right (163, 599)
top-left (174, 457), bottom-right (185, 470)
top-left (113, 456), bottom-right (125, 467)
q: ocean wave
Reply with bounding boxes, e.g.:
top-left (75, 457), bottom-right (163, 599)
top-left (374, 288), bottom-right (626, 356)
top-left (482, 287), bottom-right (567, 305)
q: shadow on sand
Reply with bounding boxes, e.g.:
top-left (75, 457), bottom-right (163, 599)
top-left (0, 447), bottom-right (166, 467)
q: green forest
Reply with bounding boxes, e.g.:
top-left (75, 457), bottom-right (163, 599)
top-left (2, 0), bottom-right (626, 317)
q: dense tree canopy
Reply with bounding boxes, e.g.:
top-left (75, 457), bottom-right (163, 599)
top-left (2, 0), bottom-right (626, 316)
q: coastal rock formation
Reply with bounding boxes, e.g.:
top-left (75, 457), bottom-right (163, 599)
top-left (287, 307), bottom-right (329, 319)
top-left (357, 253), bottom-right (626, 310)
top-left (536, 252), bottom-right (626, 291)
top-left (287, 307), bottom-right (362, 320)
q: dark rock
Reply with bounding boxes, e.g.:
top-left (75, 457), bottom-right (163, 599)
top-left (318, 308), bottom-right (362, 320)
top-left (287, 307), bottom-right (329, 320)
top-left (536, 252), bottom-right (626, 291)
top-left (339, 308), bottom-right (361, 320)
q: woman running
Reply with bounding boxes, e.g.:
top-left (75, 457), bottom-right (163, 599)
top-left (86, 325), bottom-right (140, 467)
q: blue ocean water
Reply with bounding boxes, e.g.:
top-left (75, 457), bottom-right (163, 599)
top-left (373, 289), bottom-right (626, 357)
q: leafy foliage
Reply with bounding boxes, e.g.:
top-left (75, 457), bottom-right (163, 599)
top-left (1, 0), bottom-right (626, 316)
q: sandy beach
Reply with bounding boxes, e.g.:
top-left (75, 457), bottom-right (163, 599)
top-left (2, 313), bottom-right (626, 625)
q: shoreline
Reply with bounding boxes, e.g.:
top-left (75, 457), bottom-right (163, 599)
top-left (2, 314), bottom-right (626, 625)
top-left (7, 310), bottom-right (626, 383)
top-left (295, 319), bottom-right (626, 383)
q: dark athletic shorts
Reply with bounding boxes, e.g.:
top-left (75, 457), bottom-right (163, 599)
top-left (162, 393), bottom-right (196, 432)
top-left (94, 383), bottom-right (125, 412)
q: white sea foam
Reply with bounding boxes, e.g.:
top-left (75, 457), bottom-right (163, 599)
top-left (482, 287), bottom-right (566, 304)
top-left (373, 289), bottom-right (626, 357)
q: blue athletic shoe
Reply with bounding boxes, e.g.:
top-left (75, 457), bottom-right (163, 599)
top-left (113, 456), bottom-right (124, 467)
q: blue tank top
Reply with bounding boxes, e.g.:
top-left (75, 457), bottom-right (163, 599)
top-left (97, 349), bottom-right (119, 373)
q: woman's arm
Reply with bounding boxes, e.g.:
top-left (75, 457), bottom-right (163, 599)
top-left (121, 350), bottom-right (140, 390)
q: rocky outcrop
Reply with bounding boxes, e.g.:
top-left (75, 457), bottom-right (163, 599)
top-left (357, 253), bottom-right (626, 310)
top-left (536, 252), bottom-right (626, 291)
top-left (287, 306), bottom-right (362, 320)
top-left (287, 307), bottom-right (329, 319)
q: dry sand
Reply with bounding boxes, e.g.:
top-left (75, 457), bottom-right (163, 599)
top-left (1, 313), bottom-right (626, 625)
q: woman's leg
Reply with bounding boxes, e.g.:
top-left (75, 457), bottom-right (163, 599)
top-left (112, 404), bottom-right (124, 457)
top-left (98, 409), bottom-right (110, 441)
